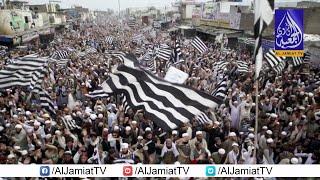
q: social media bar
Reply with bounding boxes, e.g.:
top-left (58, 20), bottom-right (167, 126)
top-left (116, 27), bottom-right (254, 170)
top-left (1, 165), bottom-right (320, 177)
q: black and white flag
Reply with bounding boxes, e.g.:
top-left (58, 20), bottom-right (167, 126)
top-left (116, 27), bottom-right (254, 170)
top-left (254, 0), bottom-right (274, 78)
top-left (191, 36), bottom-right (208, 54)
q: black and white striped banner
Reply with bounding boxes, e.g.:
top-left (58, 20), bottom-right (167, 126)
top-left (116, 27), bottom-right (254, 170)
top-left (191, 36), bottom-right (208, 54)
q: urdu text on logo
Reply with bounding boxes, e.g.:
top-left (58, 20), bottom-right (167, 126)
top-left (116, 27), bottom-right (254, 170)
top-left (206, 166), bottom-right (216, 176)
top-left (40, 166), bottom-right (50, 176)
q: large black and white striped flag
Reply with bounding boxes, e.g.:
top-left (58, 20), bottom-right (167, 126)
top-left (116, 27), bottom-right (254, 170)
top-left (254, 0), bottom-right (274, 78)
top-left (157, 48), bottom-right (172, 61)
top-left (191, 36), bottom-right (208, 54)
top-left (236, 61), bottom-right (249, 73)
top-left (0, 57), bottom-right (48, 89)
top-left (264, 49), bottom-right (286, 69)
top-left (291, 57), bottom-right (303, 67)
top-left (211, 79), bottom-right (228, 101)
top-left (32, 86), bottom-right (56, 117)
top-left (102, 65), bottom-right (222, 130)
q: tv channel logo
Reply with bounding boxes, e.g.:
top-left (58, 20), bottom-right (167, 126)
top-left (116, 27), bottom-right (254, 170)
top-left (40, 166), bottom-right (50, 176)
top-left (205, 166), bottom-right (216, 176)
top-left (275, 9), bottom-right (304, 57)
top-left (123, 166), bottom-right (133, 176)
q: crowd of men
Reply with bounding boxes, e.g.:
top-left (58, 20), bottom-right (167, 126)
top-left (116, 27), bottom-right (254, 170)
top-left (0, 16), bottom-right (319, 169)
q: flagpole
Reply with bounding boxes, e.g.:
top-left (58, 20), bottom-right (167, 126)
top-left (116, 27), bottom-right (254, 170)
top-left (254, 78), bottom-right (259, 164)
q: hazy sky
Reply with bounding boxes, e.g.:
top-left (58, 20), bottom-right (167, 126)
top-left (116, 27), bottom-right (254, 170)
top-left (29, 0), bottom-right (177, 11)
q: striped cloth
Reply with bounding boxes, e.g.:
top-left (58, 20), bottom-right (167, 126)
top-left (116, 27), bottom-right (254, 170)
top-left (0, 57), bottom-right (48, 89)
top-left (291, 57), bottom-right (303, 67)
top-left (211, 79), bottom-right (228, 101)
top-left (157, 48), bottom-right (172, 61)
top-left (191, 36), bottom-right (208, 54)
top-left (254, 0), bottom-right (274, 79)
top-left (51, 50), bottom-right (69, 60)
top-left (172, 39), bottom-right (182, 63)
top-left (61, 115), bottom-right (81, 130)
top-left (102, 63), bottom-right (222, 130)
top-left (120, 93), bottom-right (131, 114)
top-left (264, 49), bottom-right (286, 69)
top-left (105, 36), bottom-right (113, 44)
top-left (32, 85), bottom-right (56, 117)
top-left (236, 61), bottom-right (249, 73)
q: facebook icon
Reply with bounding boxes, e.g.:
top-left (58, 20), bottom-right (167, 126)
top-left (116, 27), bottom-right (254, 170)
top-left (40, 166), bottom-right (50, 176)
top-left (205, 166), bottom-right (216, 176)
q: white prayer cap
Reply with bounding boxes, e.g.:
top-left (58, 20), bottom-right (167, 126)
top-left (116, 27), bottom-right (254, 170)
top-left (196, 131), bottom-right (203, 135)
top-left (248, 133), bottom-right (255, 139)
top-left (90, 114), bottom-right (97, 120)
top-left (114, 125), bottom-right (120, 131)
top-left (45, 120), bottom-right (51, 124)
top-left (172, 130), bottom-right (178, 135)
top-left (13, 115), bottom-right (18, 119)
top-left (302, 115), bottom-right (306, 119)
top-left (289, 122), bottom-right (293, 126)
top-left (281, 131), bottom-right (287, 136)
top-left (14, 146), bottom-right (20, 150)
top-left (25, 111), bottom-right (31, 116)
top-left (286, 107), bottom-right (293, 112)
top-left (218, 148), bottom-right (226, 155)
top-left (55, 130), bottom-right (61, 135)
top-left (251, 103), bottom-right (256, 106)
top-left (299, 106), bottom-right (305, 110)
top-left (270, 113), bottom-right (278, 118)
top-left (267, 138), bottom-right (274, 144)
top-left (131, 121), bottom-right (137, 124)
top-left (45, 134), bottom-right (52, 139)
top-left (125, 126), bottom-right (131, 131)
top-left (121, 143), bottom-right (129, 149)
top-left (34, 121), bottom-right (40, 126)
top-left (229, 132), bottom-right (236, 137)
top-left (232, 142), bottom-right (239, 147)
top-left (20, 150), bottom-right (28, 156)
top-left (0, 126), bottom-right (4, 132)
top-left (182, 133), bottom-right (189, 138)
top-left (103, 128), bottom-right (108, 132)
top-left (291, 157), bottom-right (299, 164)
top-left (98, 114), bottom-right (103, 118)
top-left (137, 136), bottom-right (143, 140)
top-left (266, 130), bottom-right (273, 135)
top-left (248, 127), bottom-right (254, 132)
top-left (7, 154), bottom-right (15, 159)
top-left (233, 101), bottom-right (238, 104)
top-left (5, 123), bottom-right (10, 128)
top-left (145, 127), bottom-right (151, 132)
top-left (308, 93), bottom-right (314, 97)
top-left (262, 126), bottom-right (268, 130)
top-left (239, 132), bottom-right (244, 135)
top-left (15, 124), bottom-right (22, 129)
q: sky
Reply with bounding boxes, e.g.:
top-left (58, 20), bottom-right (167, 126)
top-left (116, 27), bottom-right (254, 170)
top-left (28, 0), bottom-right (177, 11)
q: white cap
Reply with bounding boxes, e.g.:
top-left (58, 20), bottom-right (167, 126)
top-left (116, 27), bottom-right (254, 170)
top-left (232, 142), bottom-right (239, 147)
top-left (196, 131), bottom-right (202, 135)
top-left (291, 157), bottom-right (299, 164)
top-left (90, 114), bottom-right (97, 120)
top-left (302, 115), bottom-right (306, 119)
top-left (266, 130), bottom-right (273, 135)
top-left (13, 115), bottom-right (18, 119)
top-left (15, 124), bottom-right (22, 129)
top-left (132, 121), bottom-right (137, 124)
top-left (270, 113), bottom-right (278, 118)
top-left (218, 148), bottom-right (225, 155)
top-left (114, 125), bottom-right (120, 131)
top-left (34, 121), bottom-right (40, 126)
top-left (145, 127), bottom-right (151, 132)
top-left (308, 92), bottom-right (314, 97)
top-left (262, 126), bottom-right (268, 130)
top-left (137, 136), bottom-right (143, 140)
top-left (229, 132), bottom-right (236, 137)
top-left (248, 133), bottom-right (255, 139)
top-left (125, 126), bottom-right (131, 131)
top-left (281, 131), bottom-right (287, 136)
top-left (182, 133), bottom-right (189, 138)
top-left (7, 154), bottom-right (15, 159)
top-left (25, 111), bottom-right (31, 116)
top-left (121, 143), bottom-right (129, 149)
top-left (267, 138), bottom-right (274, 144)
top-left (55, 130), bottom-right (61, 135)
top-left (286, 107), bottom-right (293, 112)
top-left (0, 126), bottom-right (4, 132)
top-left (14, 146), bottom-right (20, 150)
top-left (248, 127), bottom-right (254, 132)
top-left (239, 132), bottom-right (244, 135)
top-left (45, 134), bottom-right (52, 139)
top-left (289, 122), bottom-right (293, 126)
top-left (299, 106), bottom-right (305, 110)
top-left (20, 150), bottom-right (28, 156)
top-left (172, 130), bottom-right (178, 135)
top-left (98, 114), bottom-right (103, 118)
top-left (45, 120), bottom-right (51, 124)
